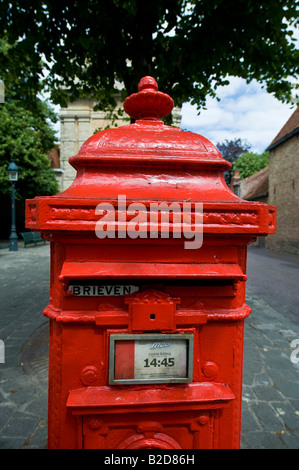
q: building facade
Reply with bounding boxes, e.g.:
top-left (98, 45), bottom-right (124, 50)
top-left (230, 167), bottom-right (269, 248)
top-left (59, 97), bottom-right (181, 191)
top-left (230, 167), bottom-right (269, 203)
top-left (266, 107), bottom-right (299, 255)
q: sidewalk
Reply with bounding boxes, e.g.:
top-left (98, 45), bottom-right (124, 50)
top-left (0, 243), bottom-right (299, 449)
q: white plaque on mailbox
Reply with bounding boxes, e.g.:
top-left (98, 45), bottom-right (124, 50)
top-left (68, 284), bottom-right (139, 296)
top-left (109, 333), bottom-right (194, 385)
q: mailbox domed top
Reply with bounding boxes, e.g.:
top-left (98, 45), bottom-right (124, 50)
top-left (25, 76), bottom-right (276, 237)
top-left (69, 76), bottom-right (231, 173)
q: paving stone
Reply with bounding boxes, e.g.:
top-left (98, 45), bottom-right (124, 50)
top-left (280, 410), bottom-right (299, 432)
top-left (251, 402), bottom-right (286, 432)
top-left (252, 384), bottom-right (284, 402)
top-left (280, 432), bottom-right (299, 449)
top-left (0, 406), bottom-right (14, 430)
top-left (241, 404), bottom-right (261, 432)
top-left (0, 436), bottom-right (27, 449)
top-left (241, 431), bottom-right (287, 449)
top-left (242, 384), bottom-right (258, 402)
top-left (271, 379), bottom-right (299, 400)
top-left (24, 420), bottom-right (47, 449)
top-left (1, 413), bottom-right (40, 438)
top-left (24, 394), bottom-right (48, 419)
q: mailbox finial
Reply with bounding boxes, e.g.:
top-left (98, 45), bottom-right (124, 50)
top-left (138, 76), bottom-right (158, 92)
top-left (124, 76), bottom-right (174, 121)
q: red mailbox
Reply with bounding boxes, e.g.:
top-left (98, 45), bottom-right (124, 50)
top-left (26, 76), bottom-right (276, 449)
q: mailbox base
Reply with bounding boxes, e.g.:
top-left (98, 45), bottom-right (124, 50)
top-left (67, 382), bottom-right (235, 449)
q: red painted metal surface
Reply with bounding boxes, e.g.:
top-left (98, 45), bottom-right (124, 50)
top-left (26, 76), bottom-right (276, 449)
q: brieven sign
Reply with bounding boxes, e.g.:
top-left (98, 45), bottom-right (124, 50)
top-left (68, 284), bottom-right (139, 296)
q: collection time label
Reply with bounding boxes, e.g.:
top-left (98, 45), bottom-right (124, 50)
top-left (110, 334), bottom-right (193, 384)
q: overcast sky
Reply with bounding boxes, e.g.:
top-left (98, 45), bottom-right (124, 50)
top-left (180, 76), bottom-right (297, 154)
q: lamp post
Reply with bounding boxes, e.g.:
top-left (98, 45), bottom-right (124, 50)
top-left (8, 160), bottom-right (18, 251)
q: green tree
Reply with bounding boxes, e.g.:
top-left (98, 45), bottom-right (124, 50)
top-left (233, 151), bottom-right (269, 179)
top-left (0, 1), bottom-right (298, 114)
top-left (0, 36), bottom-right (46, 117)
top-left (0, 35), bottom-right (59, 200)
top-left (217, 138), bottom-right (251, 185)
top-left (0, 100), bottom-right (59, 199)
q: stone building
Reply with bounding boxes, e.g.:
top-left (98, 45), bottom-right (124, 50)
top-left (230, 166), bottom-right (269, 203)
top-left (59, 97), bottom-right (181, 191)
top-left (230, 166), bottom-right (269, 247)
top-left (266, 107), bottom-right (299, 255)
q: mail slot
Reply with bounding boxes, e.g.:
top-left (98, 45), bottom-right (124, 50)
top-left (25, 76), bottom-right (276, 449)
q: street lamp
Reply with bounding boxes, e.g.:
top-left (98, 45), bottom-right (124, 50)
top-left (8, 159), bottom-right (18, 251)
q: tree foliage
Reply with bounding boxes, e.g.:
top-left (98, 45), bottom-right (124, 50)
top-left (233, 151), bottom-right (269, 179)
top-left (0, 0), bottom-right (298, 113)
top-left (0, 36), bottom-right (46, 117)
top-left (0, 35), bottom-right (59, 200)
top-left (217, 138), bottom-right (251, 184)
top-left (0, 99), bottom-right (59, 200)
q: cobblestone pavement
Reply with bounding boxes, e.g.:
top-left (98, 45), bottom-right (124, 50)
top-left (0, 243), bottom-right (299, 449)
top-left (246, 246), bottom-right (299, 326)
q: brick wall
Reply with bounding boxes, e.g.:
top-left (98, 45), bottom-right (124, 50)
top-left (267, 134), bottom-right (299, 254)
